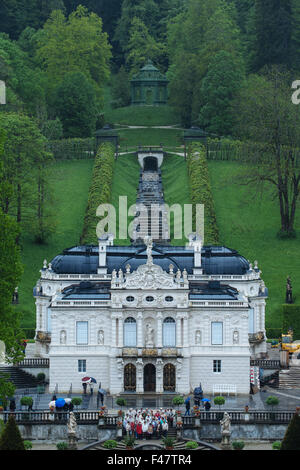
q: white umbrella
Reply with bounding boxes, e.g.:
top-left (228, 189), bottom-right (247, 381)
top-left (65, 398), bottom-right (72, 404)
top-left (49, 401), bottom-right (56, 408)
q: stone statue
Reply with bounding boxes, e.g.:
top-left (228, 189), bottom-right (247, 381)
top-left (98, 330), bottom-right (104, 345)
top-left (60, 330), bottom-right (67, 345)
top-left (220, 412), bottom-right (231, 449)
top-left (145, 323), bottom-right (155, 347)
top-left (145, 236), bottom-right (153, 265)
top-left (67, 412), bottom-right (78, 450)
top-left (286, 276), bottom-right (293, 304)
top-left (233, 330), bottom-right (239, 345)
top-left (195, 330), bottom-right (201, 345)
top-left (0, 340), bottom-right (6, 365)
top-left (68, 412), bottom-right (77, 435)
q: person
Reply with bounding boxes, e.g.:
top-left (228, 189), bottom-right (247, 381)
top-left (90, 383), bottom-right (94, 396)
top-left (204, 401), bottom-right (211, 412)
top-left (82, 382), bottom-right (87, 395)
top-left (147, 422), bottom-right (153, 440)
top-left (136, 421), bottom-right (143, 440)
top-left (162, 419), bottom-right (168, 438)
top-left (9, 399), bottom-right (16, 414)
top-left (184, 397), bottom-right (191, 416)
top-left (97, 386), bottom-right (104, 407)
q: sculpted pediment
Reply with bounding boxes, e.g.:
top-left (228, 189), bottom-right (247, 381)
top-left (125, 262), bottom-right (176, 290)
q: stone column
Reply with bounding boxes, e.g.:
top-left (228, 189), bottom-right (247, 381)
top-left (136, 359), bottom-right (144, 393)
top-left (157, 313), bottom-right (163, 348)
top-left (156, 358), bottom-right (164, 393)
top-left (183, 314), bottom-right (189, 347)
top-left (176, 314), bottom-right (183, 348)
top-left (137, 312), bottom-right (143, 348)
top-left (118, 314), bottom-right (123, 348)
top-left (111, 314), bottom-right (117, 349)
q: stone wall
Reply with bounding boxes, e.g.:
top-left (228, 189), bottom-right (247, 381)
top-left (183, 423), bottom-right (288, 442)
top-left (18, 424), bottom-right (116, 443)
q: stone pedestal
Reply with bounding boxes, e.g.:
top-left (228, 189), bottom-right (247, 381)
top-left (68, 433), bottom-right (78, 451)
top-left (220, 432), bottom-right (231, 450)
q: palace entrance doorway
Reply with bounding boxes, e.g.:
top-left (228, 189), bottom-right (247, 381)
top-left (144, 364), bottom-right (156, 392)
top-left (163, 364), bottom-right (176, 392)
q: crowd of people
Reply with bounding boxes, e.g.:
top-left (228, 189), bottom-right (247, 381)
top-left (123, 408), bottom-right (176, 440)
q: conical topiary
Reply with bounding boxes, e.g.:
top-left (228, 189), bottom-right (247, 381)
top-left (0, 415), bottom-right (25, 450)
top-left (281, 412), bottom-right (300, 450)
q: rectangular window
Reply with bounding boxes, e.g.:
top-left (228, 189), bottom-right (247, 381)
top-left (78, 360), bottom-right (86, 373)
top-left (211, 322), bottom-right (223, 345)
top-left (76, 321), bottom-right (88, 345)
top-left (213, 360), bottom-right (222, 373)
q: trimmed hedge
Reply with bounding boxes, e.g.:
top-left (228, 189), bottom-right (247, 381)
top-left (47, 138), bottom-right (95, 161)
top-left (266, 328), bottom-right (282, 340)
top-left (187, 143), bottom-right (220, 245)
top-left (80, 143), bottom-right (115, 245)
top-left (282, 304), bottom-right (300, 340)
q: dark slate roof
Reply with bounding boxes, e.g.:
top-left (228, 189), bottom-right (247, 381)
top-left (61, 281), bottom-right (111, 300)
top-left (189, 281), bottom-right (239, 300)
top-left (50, 243), bottom-right (250, 276)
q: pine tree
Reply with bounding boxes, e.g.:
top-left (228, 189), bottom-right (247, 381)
top-left (281, 412), bottom-right (300, 450)
top-left (252, 0), bottom-right (293, 71)
top-left (0, 415), bottom-right (25, 450)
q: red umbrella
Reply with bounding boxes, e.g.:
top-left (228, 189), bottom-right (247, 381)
top-left (82, 377), bottom-right (91, 383)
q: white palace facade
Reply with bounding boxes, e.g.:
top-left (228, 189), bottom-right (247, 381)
top-left (33, 235), bottom-right (268, 396)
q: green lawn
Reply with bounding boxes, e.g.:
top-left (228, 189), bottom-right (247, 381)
top-left (103, 84), bottom-right (179, 127)
top-left (208, 161), bottom-right (300, 329)
top-left (17, 159), bottom-right (94, 328)
top-left (110, 153), bottom-right (141, 245)
top-left (118, 128), bottom-right (183, 152)
top-left (161, 153), bottom-right (191, 245)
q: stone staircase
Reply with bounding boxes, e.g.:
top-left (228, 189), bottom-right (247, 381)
top-left (279, 365), bottom-right (300, 389)
top-left (0, 366), bottom-right (39, 390)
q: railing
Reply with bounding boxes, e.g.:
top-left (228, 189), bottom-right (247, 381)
top-left (182, 410), bottom-right (295, 425)
top-left (1, 411), bottom-right (119, 426)
top-left (0, 411), bottom-right (294, 426)
top-left (250, 359), bottom-right (281, 369)
top-left (16, 358), bottom-right (50, 368)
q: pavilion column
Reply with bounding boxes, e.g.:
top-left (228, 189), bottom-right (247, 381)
top-left (111, 314), bottom-right (118, 350)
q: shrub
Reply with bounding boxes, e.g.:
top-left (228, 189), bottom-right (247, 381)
top-left (281, 413), bottom-right (300, 450)
top-left (71, 397), bottom-right (82, 408)
top-left (20, 396), bottom-right (33, 407)
top-left (282, 305), bottom-right (300, 341)
top-left (266, 396), bottom-right (279, 409)
top-left (185, 441), bottom-right (198, 449)
top-left (116, 398), bottom-right (127, 408)
top-left (186, 143), bottom-right (220, 245)
top-left (232, 441), bottom-right (245, 450)
top-left (123, 436), bottom-right (135, 448)
top-left (0, 415), bottom-right (25, 450)
top-left (56, 442), bottom-right (69, 451)
top-left (163, 437), bottom-right (175, 449)
top-left (214, 396), bottom-right (226, 408)
top-left (24, 440), bottom-right (33, 450)
top-left (172, 396), bottom-right (184, 407)
top-left (80, 142), bottom-right (115, 245)
top-left (272, 441), bottom-right (282, 450)
top-left (37, 373), bottom-right (46, 383)
top-left (103, 440), bottom-right (118, 449)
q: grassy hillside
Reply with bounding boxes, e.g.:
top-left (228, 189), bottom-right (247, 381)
top-left (17, 159), bottom-right (94, 328)
top-left (110, 153), bottom-right (141, 245)
top-left (161, 153), bottom-right (191, 245)
top-left (208, 161), bottom-right (300, 329)
top-left (118, 128), bottom-right (183, 152)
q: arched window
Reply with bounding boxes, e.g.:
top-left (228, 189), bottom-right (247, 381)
top-left (163, 317), bottom-right (176, 347)
top-left (124, 317), bottom-right (137, 347)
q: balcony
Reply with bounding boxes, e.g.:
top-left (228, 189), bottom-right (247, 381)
top-left (248, 332), bottom-right (265, 344)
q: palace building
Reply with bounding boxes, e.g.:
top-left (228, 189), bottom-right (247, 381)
top-left (33, 150), bottom-right (268, 396)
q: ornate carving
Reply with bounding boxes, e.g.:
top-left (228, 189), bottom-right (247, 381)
top-left (98, 330), bottom-right (104, 345)
top-left (124, 262), bottom-right (176, 290)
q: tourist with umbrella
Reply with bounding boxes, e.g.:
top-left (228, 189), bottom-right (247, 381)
top-left (184, 396), bottom-right (191, 416)
top-left (202, 398), bottom-right (211, 411)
